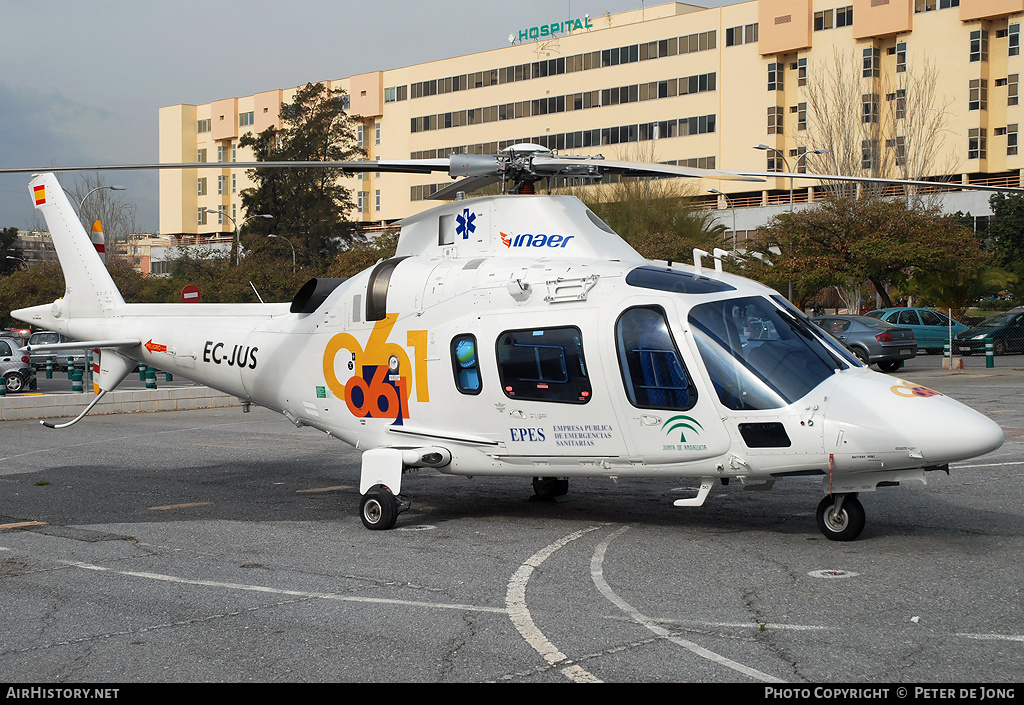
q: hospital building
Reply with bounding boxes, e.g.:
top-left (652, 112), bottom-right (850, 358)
top-left (159, 0), bottom-right (1024, 242)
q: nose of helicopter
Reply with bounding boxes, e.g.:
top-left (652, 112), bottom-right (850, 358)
top-left (824, 371), bottom-right (1004, 467)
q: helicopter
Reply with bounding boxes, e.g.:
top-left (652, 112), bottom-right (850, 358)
top-left (4, 144), bottom-right (1007, 540)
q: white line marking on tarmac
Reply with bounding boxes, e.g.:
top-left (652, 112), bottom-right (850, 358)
top-left (590, 525), bottom-right (786, 683)
top-left (505, 526), bottom-right (605, 683)
top-left (63, 561), bottom-right (506, 614)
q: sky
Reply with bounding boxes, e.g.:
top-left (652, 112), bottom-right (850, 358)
top-left (0, 0), bottom-right (744, 232)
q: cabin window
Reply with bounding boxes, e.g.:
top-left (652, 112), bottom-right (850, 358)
top-left (616, 306), bottom-right (696, 410)
top-left (495, 326), bottom-right (591, 403)
top-left (451, 334), bottom-right (482, 394)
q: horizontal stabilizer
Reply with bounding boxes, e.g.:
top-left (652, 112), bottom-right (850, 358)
top-left (26, 339), bottom-right (140, 352)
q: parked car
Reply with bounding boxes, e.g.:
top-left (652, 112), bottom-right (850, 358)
top-left (953, 306), bottom-right (1024, 355)
top-left (862, 307), bottom-right (968, 354)
top-left (27, 330), bottom-right (89, 371)
top-left (811, 315), bottom-right (918, 372)
top-left (1, 328), bottom-right (32, 347)
top-left (0, 335), bottom-right (36, 393)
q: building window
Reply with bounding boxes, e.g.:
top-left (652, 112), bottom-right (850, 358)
top-left (1009, 124), bottom-right (1019, 156)
top-left (797, 102), bottom-right (807, 131)
top-left (969, 79), bottom-right (988, 111)
top-left (375, 189), bottom-right (381, 212)
top-left (971, 30), bottom-right (989, 63)
top-left (357, 191), bottom-right (366, 213)
top-left (375, 122), bottom-right (381, 145)
top-left (767, 62), bottom-right (784, 91)
top-left (862, 93), bottom-right (879, 123)
top-left (1010, 74), bottom-right (1020, 106)
top-left (914, 0), bottom-right (959, 11)
top-left (232, 174), bottom-right (236, 194)
top-left (793, 146), bottom-right (809, 173)
top-left (863, 47), bottom-right (880, 78)
top-left (197, 208), bottom-right (207, 226)
top-left (217, 145), bottom-right (225, 162)
top-left (767, 155), bottom-right (784, 173)
top-left (239, 111), bottom-right (254, 127)
top-left (887, 136), bottom-right (907, 166)
top-left (357, 124), bottom-right (365, 147)
top-left (726, 23), bottom-right (758, 46)
top-left (1011, 24), bottom-right (1021, 57)
top-left (217, 175), bottom-right (225, 195)
top-left (814, 7), bottom-right (852, 31)
top-left (197, 148), bottom-right (207, 163)
top-left (895, 42), bottom-right (907, 73)
top-left (768, 106), bottom-right (784, 134)
top-left (969, 128), bottom-right (987, 159)
top-left (861, 139), bottom-right (879, 170)
top-left (197, 177), bottom-right (207, 196)
top-left (197, 119), bottom-right (211, 133)
top-left (797, 57), bottom-right (807, 86)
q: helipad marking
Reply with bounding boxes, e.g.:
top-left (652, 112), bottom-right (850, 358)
top-left (296, 485), bottom-right (353, 493)
top-left (591, 525), bottom-right (786, 683)
top-left (0, 521), bottom-right (47, 530)
top-left (506, 526), bottom-right (605, 683)
top-left (147, 502), bottom-right (213, 511)
top-left (62, 561), bottom-right (506, 614)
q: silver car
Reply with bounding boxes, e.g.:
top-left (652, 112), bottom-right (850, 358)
top-left (27, 330), bottom-right (89, 371)
top-left (0, 336), bottom-right (36, 393)
top-left (812, 315), bottom-right (917, 372)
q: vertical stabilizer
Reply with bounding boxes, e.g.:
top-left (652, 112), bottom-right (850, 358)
top-left (29, 173), bottom-right (124, 318)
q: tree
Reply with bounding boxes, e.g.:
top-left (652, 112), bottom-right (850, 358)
top-left (327, 229), bottom-right (399, 278)
top-left (988, 192), bottom-right (1024, 270)
top-left (1, 226), bottom-right (22, 276)
top-left (802, 48), bottom-right (957, 204)
top-left (67, 174), bottom-right (138, 260)
top-left (239, 82), bottom-right (364, 270)
top-left (744, 196), bottom-right (985, 309)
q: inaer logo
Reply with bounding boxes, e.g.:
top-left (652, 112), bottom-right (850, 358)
top-left (323, 314), bottom-right (429, 424)
top-left (500, 232), bottom-right (575, 249)
top-left (662, 415), bottom-right (704, 442)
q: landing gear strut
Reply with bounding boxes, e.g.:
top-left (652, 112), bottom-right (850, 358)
top-left (816, 493), bottom-right (865, 541)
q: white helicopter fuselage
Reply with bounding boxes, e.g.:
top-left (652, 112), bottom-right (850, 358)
top-left (14, 174), bottom-right (1004, 537)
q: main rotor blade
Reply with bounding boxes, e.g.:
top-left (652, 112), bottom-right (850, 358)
top-left (738, 171), bottom-right (1024, 193)
top-left (530, 156), bottom-right (764, 182)
top-left (0, 159), bottom-right (453, 175)
top-left (428, 175), bottom-right (503, 200)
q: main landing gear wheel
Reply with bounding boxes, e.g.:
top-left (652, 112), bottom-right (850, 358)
top-left (360, 485), bottom-right (407, 530)
top-left (531, 476), bottom-right (569, 501)
top-left (816, 493), bottom-right (865, 541)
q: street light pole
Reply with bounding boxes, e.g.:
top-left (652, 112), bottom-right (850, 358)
top-left (753, 144), bottom-right (828, 211)
top-left (708, 189), bottom-right (737, 250)
top-left (268, 234), bottom-right (296, 274)
top-left (6, 255), bottom-right (28, 270)
top-left (204, 210), bottom-right (273, 266)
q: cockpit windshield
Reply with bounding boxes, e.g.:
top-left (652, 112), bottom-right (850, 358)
top-left (688, 296), bottom-right (843, 410)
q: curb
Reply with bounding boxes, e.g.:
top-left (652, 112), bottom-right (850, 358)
top-left (0, 387), bottom-right (238, 421)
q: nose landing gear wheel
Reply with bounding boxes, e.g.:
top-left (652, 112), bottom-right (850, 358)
top-left (360, 485), bottom-right (400, 530)
top-left (816, 493), bottom-right (865, 541)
